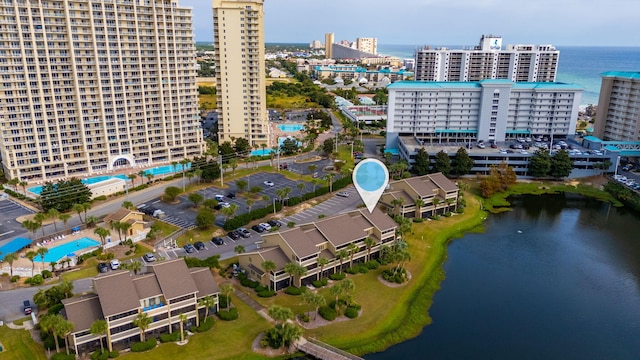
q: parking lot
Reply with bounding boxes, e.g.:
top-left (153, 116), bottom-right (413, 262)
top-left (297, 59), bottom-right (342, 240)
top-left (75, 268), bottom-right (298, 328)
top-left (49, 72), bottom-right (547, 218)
top-left (0, 199), bottom-right (35, 244)
top-left (137, 171), bottom-right (315, 229)
top-left (281, 186), bottom-right (363, 225)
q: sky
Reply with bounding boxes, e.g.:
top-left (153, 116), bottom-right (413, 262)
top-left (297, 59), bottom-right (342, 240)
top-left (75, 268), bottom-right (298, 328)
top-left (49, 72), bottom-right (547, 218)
top-left (180, 0), bottom-right (640, 47)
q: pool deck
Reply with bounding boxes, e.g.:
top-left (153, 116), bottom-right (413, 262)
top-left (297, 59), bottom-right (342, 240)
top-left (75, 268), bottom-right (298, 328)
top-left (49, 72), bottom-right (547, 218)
top-left (0, 228), bottom-right (111, 277)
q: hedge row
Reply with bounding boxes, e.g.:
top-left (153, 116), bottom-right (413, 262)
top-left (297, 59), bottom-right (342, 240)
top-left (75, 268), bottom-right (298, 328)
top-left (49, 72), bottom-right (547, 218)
top-left (194, 317), bottom-right (215, 332)
top-left (217, 308), bottom-right (238, 321)
top-left (130, 339), bottom-right (157, 352)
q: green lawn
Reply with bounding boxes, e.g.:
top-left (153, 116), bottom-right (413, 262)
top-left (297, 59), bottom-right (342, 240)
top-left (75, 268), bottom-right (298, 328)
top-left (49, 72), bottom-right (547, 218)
top-left (61, 258), bottom-right (99, 282)
top-left (119, 294), bottom-right (276, 360)
top-left (0, 325), bottom-right (47, 360)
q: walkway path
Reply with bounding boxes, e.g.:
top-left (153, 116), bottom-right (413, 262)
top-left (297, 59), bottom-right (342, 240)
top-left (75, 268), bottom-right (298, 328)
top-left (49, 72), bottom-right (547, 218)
top-left (231, 285), bottom-right (272, 322)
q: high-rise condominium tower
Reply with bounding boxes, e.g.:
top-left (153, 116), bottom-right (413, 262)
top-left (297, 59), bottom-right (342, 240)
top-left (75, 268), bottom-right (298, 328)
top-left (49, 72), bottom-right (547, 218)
top-left (356, 37), bottom-right (377, 55)
top-left (325, 32), bottom-right (334, 59)
top-left (414, 34), bottom-right (559, 82)
top-left (593, 71), bottom-right (640, 141)
top-left (0, 0), bottom-right (204, 182)
top-left (212, 0), bottom-right (267, 145)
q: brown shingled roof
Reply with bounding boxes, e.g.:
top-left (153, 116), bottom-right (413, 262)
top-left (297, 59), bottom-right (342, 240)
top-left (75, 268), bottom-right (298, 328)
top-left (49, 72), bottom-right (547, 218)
top-left (189, 267), bottom-right (220, 298)
top-left (315, 213), bottom-right (371, 247)
top-left (428, 172), bottom-right (459, 192)
top-left (103, 208), bottom-right (132, 223)
top-left (132, 274), bottom-right (162, 300)
top-left (148, 258), bottom-right (198, 301)
top-left (358, 207), bottom-right (397, 231)
top-left (405, 176), bottom-right (438, 196)
top-left (62, 294), bottom-right (104, 333)
top-left (253, 246), bottom-right (289, 271)
top-left (279, 227), bottom-right (320, 258)
top-left (93, 271), bottom-right (140, 317)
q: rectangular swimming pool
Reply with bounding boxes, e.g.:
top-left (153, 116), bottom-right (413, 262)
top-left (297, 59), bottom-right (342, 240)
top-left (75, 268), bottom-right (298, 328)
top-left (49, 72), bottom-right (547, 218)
top-left (35, 237), bottom-right (101, 263)
top-left (277, 124), bottom-right (304, 132)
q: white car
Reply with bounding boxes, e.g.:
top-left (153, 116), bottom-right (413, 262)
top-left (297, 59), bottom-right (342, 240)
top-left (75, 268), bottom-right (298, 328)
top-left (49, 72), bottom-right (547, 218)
top-left (336, 191), bottom-right (350, 198)
top-left (259, 222), bottom-right (271, 231)
top-left (109, 259), bottom-right (120, 270)
top-left (220, 202), bottom-right (231, 208)
top-left (263, 181), bottom-right (274, 187)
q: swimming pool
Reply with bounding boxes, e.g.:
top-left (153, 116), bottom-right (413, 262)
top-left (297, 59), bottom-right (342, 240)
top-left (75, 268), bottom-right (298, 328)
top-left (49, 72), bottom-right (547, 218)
top-left (277, 124), bottom-right (304, 132)
top-left (278, 137), bottom-right (302, 147)
top-left (35, 237), bottom-right (101, 263)
top-left (250, 149), bottom-right (274, 156)
top-left (28, 163), bottom-right (191, 195)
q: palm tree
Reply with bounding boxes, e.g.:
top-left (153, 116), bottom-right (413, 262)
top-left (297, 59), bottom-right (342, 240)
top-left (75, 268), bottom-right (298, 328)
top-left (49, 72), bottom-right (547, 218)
top-left (59, 213), bottom-right (71, 230)
top-left (82, 202), bottom-right (92, 221)
top-left (19, 181), bottom-right (28, 194)
top-left (186, 172), bottom-right (195, 185)
top-left (347, 243), bottom-right (358, 268)
top-left (178, 313), bottom-right (188, 343)
top-left (194, 169), bottom-right (203, 184)
top-left (432, 197), bottom-right (441, 216)
top-left (133, 312), bottom-right (152, 342)
top-left (47, 208), bottom-right (60, 232)
top-left (37, 247), bottom-right (49, 273)
top-left (317, 257), bottom-right (329, 281)
top-left (25, 250), bottom-right (37, 277)
top-left (340, 278), bottom-right (356, 307)
top-left (324, 173), bottom-right (334, 192)
top-left (145, 173), bottom-right (154, 184)
top-left (296, 182), bottom-right (305, 195)
top-left (329, 283), bottom-right (344, 313)
top-left (3, 252), bottom-right (18, 277)
top-left (415, 198), bottom-right (425, 218)
top-left (335, 249), bottom-right (348, 273)
top-left (308, 164), bottom-right (318, 176)
top-left (364, 237), bottom-right (377, 262)
top-left (302, 291), bottom-right (326, 320)
top-left (72, 203), bottom-right (85, 223)
top-left (445, 198), bottom-right (454, 213)
top-left (284, 262), bottom-right (298, 288)
top-left (34, 213), bottom-right (47, 237)
top-left (390, 198), bottom-right (405, 216)
top-left (85, 215), bottom-right (99, 228)
top-left (221, 203), bottom-right (239, 221)
top-left (94, 226), bottom-right (110, 248)
top-left (220, 283), bottom-right (234, 311)
top-left (246, 199), bottom-right (254, 212)
top-left (21, 219), bottom-right (39, 239)
top-left (311, 178), bottom-right (321, 192)
top-left (229, 158), bottom-right (238, 176)
top-left (128, 173), bottom-right (138, 188)
top-left (198, 295), bottom-right (216, 319)
top-left (49, 261), bottom-right (57, 272)
top-left (90, 319), bottom-right (108, 353)
top-left (267, 305), bottom-right (293, 326)
top-left (171, 161), bottom-right (178, 174)
top-left (110, 221), bottom-right (124, 242)
top-left (128, 260), bottom-right (142, 275)
top-left (261, 260), bottom-right (276, 291)
top-left (122, 200), bottom-right (134, 210)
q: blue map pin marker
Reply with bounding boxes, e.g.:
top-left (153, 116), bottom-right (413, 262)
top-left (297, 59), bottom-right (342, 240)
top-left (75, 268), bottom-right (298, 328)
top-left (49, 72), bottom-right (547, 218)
top-left (352, 159), bottom-right (389, 213)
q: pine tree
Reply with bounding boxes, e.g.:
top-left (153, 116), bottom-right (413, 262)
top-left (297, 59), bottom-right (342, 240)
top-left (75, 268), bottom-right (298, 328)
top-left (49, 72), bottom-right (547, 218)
top-left (413, 147), bottom-right (430, 175)
top-left (451, 147), bottom-right (474, 176)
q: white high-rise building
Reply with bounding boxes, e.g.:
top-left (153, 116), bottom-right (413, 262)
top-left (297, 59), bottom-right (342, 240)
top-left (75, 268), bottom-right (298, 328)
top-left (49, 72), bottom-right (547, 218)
top-left (213, 0), bottom-right (268, 145)
top-left (356, 37), bottom-right (377, 55)
top-left (0, 0), bottom-right (204, 182)
top-left (414, 34), bottom-right (559, 82)
top-left (594, 71), bottom-right (640, 142)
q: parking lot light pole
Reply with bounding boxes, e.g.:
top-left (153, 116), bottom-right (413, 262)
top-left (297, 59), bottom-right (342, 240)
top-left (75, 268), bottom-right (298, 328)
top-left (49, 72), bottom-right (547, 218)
top-left (273, 198), bottom-right (276, 214)
top-left (219, 154), bottom-right (224, 187)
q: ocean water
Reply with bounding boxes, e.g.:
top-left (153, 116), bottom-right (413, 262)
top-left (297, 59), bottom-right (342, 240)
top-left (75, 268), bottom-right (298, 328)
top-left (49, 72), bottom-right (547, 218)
top-left (378, 44), bottom-right (640, 106)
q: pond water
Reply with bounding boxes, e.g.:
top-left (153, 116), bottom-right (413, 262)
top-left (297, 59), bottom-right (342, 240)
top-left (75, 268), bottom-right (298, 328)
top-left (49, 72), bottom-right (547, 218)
top-left (367, 194), bottom-right (640, 360)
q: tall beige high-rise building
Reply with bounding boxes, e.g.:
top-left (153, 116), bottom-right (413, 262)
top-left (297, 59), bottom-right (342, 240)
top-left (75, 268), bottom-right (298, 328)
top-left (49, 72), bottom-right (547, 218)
top-left (213, 0), bottom-right (267, 145)
top-left (356, 37), bottom-right (377, 55)
top-left (593, 71), bottom-right (640, 141)
top-left (0, 0), bottom-right (204, 182)
top-left (325, 32), bottom-right (334, 59)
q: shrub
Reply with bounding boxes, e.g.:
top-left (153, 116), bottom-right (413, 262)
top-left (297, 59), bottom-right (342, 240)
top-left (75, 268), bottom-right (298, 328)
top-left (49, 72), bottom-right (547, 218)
top-left (312, 280), bottom-right (324, 288)
top-left (10, 275), bottom-right (20, 282)
top-left (254, 285), bottom-right (267, 293)
top-left (345, 267), bottom-right (358, 275)
top-left (284, 286), bottom-right (303, 295)
top-left (257, 290), bottom-right (276, 298)
top-left (90, 350), bottom-right (109, 360)
top-left (318, 214), bottom-right (325, 218)
top-left (382, 268), bottom-right (408, 284)
top-left (365, 260), bottom-right (380, 269)
top-left (43, 335), bottom-right (56, 350)
top-left (130, 339), bottom-right (156, 352)
top-left (287, 221), bottom-right (295, 228)
top-left (298, 313), bottom-right (310, 322)
top-left (329, 272), bottom-right (345, 281)
top-left (318, 306), bottom-right (337, 321)
top-left (183, 255), bottom-right (220, 269)
top-left (357, 266), bottom-right (369, 274)
top-left (218, 295), bottom-right (229, 309)
top-left (217, 308), bottom-right (239, 321)
top-left (159, 332), bottom-right (180, 343)
top-left (51, 353), bottom-right (76, 360)
top-left (109, 351), bottom-right (119, 358)
top-left (94, 195), bottom-right (107, 201)
top-left (195, 317), bottom-right (214, 332)
top-left (240, 277), bottom-right (259, 288)
top-left (125, 250), bottom-right (132, 256)
top-left (413, 218), bottom-right (423, 223)
top-left (344, 306), bottom-right (359, 319)
top-left (41, 270), bottom-right (53, 279)
top-left (444, 212), bottom-right (452, 217)
top-left (48, 303), bottom-right (64, 315)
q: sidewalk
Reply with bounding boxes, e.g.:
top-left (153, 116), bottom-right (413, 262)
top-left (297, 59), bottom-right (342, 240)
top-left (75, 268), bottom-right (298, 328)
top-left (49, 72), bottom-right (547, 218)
top-left (229, 281), bottom-right (273, 322)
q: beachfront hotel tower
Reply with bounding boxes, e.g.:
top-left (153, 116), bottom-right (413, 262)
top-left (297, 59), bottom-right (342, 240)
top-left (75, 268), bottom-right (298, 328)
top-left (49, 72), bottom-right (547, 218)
top-left (593, 72), bottom-right (640, 142)
top-left (0, 0), bottom-right (204, 182)
top-left (212, 0), bottom-right (268, 145)
top-left (414, 34), bottom-right (559, 83)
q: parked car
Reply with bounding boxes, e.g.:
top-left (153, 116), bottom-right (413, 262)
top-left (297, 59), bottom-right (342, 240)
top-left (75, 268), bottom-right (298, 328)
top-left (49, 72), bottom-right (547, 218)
top-left (194, 241), bottom-right (205, 250)
top-left (491, 143), bottom-right (498, 148)
top-left (252, 224), bottom-right (266, 233)
top-left (227, 231), bottom-right (240, 240)
top-left (477, 143), bottom-right (486, 149)
top-left (622, 164), bottom-right (633, 171)
top-left (109, 259), bottom-right (120, 270)
top-left (226, 192), bottom-right (236, 199)
top-left (211, 237), bottom-right (224, 246)
top-left (263, 180), bottom-right (274, 187)
top-left (98, 262), bottom-right (109, 273)
top-left (23, 300), bottom-right (32, 315)
top-left (143, 253), bottom-right (156, 262)
top-left (215, 194), bottom-right (224, 201)
top-left (259, 222), bottom-right (271, 231)
top-left (279, 163), bottom-right (288, 170)
top-left (183, 244), bottom-right (196, 253)
top-left (267, 219), bottom-right (282, 228)
top-left (237, 228), bottom-right (251, 238)
top-left (337, 191), bottom-right (350, 198)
